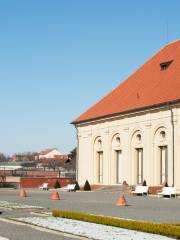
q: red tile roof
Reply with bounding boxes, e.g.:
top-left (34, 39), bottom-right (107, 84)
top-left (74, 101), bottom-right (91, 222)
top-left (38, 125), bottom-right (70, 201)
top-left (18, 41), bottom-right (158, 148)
top-left (39, 149), bottom-right (56, 155)
top-left (73, 40), bottom-right (180, 124)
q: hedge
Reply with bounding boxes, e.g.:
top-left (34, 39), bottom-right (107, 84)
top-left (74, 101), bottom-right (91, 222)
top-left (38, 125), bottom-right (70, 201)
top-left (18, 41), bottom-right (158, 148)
top-left (52, 209), bottom-right (180, 239)
top-left (74, 181), bottom-right (80, 191)
top-left (54, 180), bottom-right (61, 189)
top-left (83, 180), bottom-right (91, 191)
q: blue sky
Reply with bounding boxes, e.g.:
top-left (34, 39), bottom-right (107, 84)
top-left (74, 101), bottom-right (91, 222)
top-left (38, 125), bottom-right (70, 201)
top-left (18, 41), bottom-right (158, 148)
top-left (0, 0), bottom-right (180, 155)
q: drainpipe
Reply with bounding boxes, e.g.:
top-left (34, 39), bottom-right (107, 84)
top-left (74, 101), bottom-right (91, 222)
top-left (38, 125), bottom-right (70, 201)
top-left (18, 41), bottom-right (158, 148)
top-left (168, 103), bottom-right (175, 186)
top-left (75, 125), bottom-right (79, 182)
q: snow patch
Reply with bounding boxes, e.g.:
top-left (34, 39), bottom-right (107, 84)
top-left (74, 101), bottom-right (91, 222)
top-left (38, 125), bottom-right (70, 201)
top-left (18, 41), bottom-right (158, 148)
top-left (0, 201), bottom-right (43, 209)
top-left (18, 216), bottom-right (173, 240)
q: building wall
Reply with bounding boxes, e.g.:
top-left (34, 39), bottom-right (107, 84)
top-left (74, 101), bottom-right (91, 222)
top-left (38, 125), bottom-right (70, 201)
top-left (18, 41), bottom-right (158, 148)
top-left (20, 177), bottom-right (72, 188)
top-left (76, 104), bottom-right (180, 190)
top-left (4, 176), bottom-right (73, 188)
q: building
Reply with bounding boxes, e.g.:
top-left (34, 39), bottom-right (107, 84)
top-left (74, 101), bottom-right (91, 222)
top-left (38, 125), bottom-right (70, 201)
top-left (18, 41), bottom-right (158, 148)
top-left (72, 40), bottom-right (180, 190)
top-left (11, 153), bottom-right (38, 162)
top-left (0, 162), bottom-right (23, 171)
top-left (38, 148), bottom-right (64, 159)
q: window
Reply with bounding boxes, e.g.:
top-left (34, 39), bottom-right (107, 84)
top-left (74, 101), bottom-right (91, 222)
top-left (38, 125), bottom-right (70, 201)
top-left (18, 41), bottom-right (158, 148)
top-left (160, 146), bottom-right (168, 184)
top-left (97, 152), bottom-right (103, 183)
top-left (116, 150), bottom-right (123, 184)
top-left (160, 60), bottom-right (173, 71)
top-left (136, 148), bottom-right (143, 184)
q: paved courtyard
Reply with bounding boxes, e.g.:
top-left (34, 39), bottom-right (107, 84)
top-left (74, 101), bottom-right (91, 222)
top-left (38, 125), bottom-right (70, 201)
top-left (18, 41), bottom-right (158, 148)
top-left (0, 188), bottom-right (180, 223)
top-left (0, 188), bottom-right (180, 239)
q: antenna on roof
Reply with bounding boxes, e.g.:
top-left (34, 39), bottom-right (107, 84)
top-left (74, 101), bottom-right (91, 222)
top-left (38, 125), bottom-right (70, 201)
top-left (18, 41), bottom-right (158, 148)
top-left (166, 20), bottom-right (169, 44)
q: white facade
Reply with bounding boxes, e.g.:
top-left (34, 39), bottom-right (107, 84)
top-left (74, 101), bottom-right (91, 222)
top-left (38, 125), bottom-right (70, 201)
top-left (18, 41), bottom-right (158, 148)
top-left (76, 104), bottom-right (180, 190)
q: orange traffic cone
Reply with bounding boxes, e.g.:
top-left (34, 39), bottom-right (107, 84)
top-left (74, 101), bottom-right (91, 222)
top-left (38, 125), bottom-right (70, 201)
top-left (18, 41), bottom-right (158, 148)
top-left (116, 194), bottom-right (127, 206)
top-left (19, 189), bottom-right (27, 198)
top-left (51, 191), bottom-right (60, 200)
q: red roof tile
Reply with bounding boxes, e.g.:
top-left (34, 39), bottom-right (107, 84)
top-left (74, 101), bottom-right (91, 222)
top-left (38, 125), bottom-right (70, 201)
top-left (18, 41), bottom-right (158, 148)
top-left (39, 149), bottom-right (56, 155)
top-left (73, 40), bottom-right (180, 124)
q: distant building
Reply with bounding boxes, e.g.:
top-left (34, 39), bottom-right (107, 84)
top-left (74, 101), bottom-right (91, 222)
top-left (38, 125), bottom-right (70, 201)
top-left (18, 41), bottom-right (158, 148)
top-left (0, 162), bottom-right (23, 171)
top-left (36, 154), bottom-right (75, 178)
top-left (38, 148), bottom-right (64, 159)
top-left (73, 40), bottom-right (180, 190)
top-left (11, 153), bottom-right (37, 162)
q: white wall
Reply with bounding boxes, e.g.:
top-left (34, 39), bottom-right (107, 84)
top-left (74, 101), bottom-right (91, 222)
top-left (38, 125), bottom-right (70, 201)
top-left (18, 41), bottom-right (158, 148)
top-left (76, 104), bottom-right (180, 191)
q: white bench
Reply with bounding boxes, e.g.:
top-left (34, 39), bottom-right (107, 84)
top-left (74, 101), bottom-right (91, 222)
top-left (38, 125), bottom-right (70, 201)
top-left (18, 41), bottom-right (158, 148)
top-left (39, 183), bottom-right (48, 191)
top-left (157, 187), bottom-right (176, 198)
top-left (132, 186), bottom-right (149, 196)
top-left (65, 184), bottom-right (76, 192)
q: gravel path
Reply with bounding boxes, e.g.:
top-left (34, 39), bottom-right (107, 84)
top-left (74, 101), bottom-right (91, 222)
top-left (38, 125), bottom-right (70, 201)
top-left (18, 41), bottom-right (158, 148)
top-left (17, 216), bottom-right (173, 240)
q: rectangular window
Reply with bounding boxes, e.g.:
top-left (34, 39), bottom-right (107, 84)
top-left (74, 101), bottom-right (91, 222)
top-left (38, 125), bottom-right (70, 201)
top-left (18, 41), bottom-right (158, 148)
top-left (97, 152), bottom-right (103, 183)
top-left (160, 146), bottom-right (168, 184)
top-left (136, 148), bottom-right (143, 184)
top-left (116, 150), bottom-right (123, 184)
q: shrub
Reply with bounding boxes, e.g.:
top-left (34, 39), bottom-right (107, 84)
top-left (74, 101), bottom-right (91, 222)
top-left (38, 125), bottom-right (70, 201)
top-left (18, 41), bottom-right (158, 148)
top-left (52, 209), bottom-right (180, 239)
top-left (74, 181), bottom-right (80, 191)
top-left (164, 182), bottom-right (168, 187)
top-left (83, 180), bottom-right (91, 191)
top-left (122, 180), bottom-right (128, 186)
top-left (0, 182), bottom-right (15, 188)
top-left (142, 180), bottom-right (147, 186)
top-left (54, 180), bottom-right (61, 189)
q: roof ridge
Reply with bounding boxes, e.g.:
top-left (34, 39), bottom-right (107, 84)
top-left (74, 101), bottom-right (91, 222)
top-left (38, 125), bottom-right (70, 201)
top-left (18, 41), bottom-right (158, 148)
top-left (73, 40), bottom-right (180, 124)
top-left (165, 39), bottom-right (180, 46)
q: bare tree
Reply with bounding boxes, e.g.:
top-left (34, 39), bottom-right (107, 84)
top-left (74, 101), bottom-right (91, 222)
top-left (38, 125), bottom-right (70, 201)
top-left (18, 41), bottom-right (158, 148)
top-left (0, 153), bottom-right (8, 162)
top-left (13, 152), bottom-right (37, 162)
